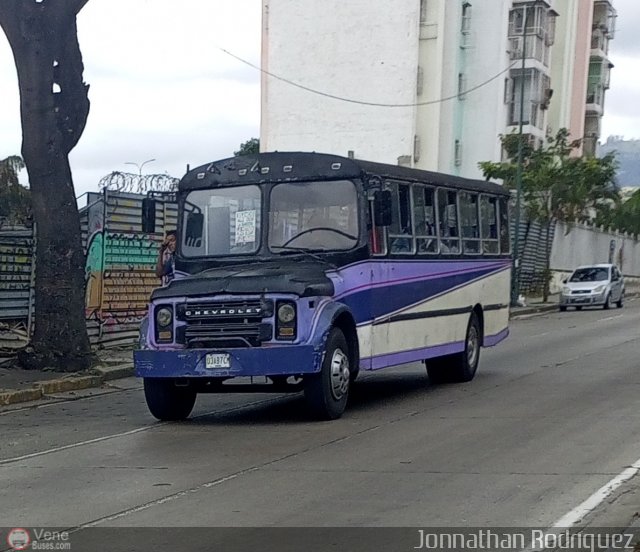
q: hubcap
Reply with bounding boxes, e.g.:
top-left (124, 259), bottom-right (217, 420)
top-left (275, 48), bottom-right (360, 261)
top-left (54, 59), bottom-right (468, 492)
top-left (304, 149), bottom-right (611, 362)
top-left (329, 348), bottom-right (350, 401)
top-left (467, 325), bottom-right (479, 368)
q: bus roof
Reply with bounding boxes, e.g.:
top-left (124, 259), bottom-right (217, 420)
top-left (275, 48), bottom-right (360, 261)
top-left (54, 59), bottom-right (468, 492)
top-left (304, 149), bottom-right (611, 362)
top-left (179, 152), bottom-right (509, 196)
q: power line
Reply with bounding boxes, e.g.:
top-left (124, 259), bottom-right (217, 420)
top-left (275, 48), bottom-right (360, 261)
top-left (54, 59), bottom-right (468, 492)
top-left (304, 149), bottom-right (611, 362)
top-left (218, 46), bottom-right (518, 108)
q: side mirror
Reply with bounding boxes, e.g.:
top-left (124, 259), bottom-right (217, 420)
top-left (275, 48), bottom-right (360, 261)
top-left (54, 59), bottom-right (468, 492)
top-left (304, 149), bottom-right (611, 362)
top-left (562, 279), bottom-right (567, 284)
top-left (141, 198), bottom-right (157, 234)
top-left (185, 212), bottom-right (204, 248)
top-left (373, 190), bottom-right (392, 227)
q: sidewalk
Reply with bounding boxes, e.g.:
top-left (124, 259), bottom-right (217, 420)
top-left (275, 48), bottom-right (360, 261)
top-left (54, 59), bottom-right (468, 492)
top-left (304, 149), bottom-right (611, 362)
top-left (509, 294), bottom-right (560, 317)
top-left (0, 348), bottom-right (134, 407)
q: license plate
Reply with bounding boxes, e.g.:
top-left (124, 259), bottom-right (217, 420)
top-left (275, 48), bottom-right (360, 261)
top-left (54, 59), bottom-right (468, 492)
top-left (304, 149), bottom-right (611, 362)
top-left (205, 353), bottom-right (230, 369)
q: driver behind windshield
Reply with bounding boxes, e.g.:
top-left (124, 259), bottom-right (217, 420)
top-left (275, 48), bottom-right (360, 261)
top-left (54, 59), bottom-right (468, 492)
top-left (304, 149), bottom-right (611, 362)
top-left (271, 206), bottom-right (357, 251)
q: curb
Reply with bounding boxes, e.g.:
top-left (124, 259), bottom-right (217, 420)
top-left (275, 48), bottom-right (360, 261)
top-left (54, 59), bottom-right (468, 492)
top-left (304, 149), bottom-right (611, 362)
top-left (510, 304), bottom-right (559, 318)
top-left (0, 363), bottom-right (134, 407)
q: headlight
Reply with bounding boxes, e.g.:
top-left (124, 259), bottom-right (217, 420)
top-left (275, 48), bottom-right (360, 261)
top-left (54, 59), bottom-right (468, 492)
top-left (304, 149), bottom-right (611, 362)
top-left (277, 304), bottom-right (296, 324)
top-left (563, 286), bottom-right (571, 295)
top-left (593, 285), bottom-right (606, 294)
top-left (156, 307), bottom-right (173, 327)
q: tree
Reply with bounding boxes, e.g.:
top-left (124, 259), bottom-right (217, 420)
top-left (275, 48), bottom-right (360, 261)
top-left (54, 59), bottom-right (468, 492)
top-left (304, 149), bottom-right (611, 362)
top-left (0, 1), bottom-right (93, 371)
top-left (596, 188), bottom-right (640, 238)
top-left (0, 155), bottom-right (31, 226)
top-left (480, 129), bottom-right (618, 301)
top-left (234, 138), bottom-right (260, 156)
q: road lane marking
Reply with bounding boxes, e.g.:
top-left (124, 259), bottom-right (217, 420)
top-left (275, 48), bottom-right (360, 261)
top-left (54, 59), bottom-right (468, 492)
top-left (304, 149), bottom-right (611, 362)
top-left (0, 396), bottom-right (289, 466)
top-left (520, 458), bottom-right (640, 551)
top-left (551, 458), bottom-right (640, 527)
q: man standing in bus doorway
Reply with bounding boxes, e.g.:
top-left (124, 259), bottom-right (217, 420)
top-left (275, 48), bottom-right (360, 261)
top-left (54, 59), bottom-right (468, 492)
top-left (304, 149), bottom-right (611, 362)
top-left (155, 229), bottom-right (177, 286)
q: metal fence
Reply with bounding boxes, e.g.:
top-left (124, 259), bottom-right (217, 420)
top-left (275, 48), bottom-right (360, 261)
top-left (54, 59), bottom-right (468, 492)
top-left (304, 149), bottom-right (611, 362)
top-left (0, 191), bottom-right (177, 349)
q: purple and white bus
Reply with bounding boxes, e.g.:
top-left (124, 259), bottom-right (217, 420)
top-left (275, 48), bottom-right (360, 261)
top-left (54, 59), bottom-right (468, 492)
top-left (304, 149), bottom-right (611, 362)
top-left (135, 152), bottom-right (511, 420)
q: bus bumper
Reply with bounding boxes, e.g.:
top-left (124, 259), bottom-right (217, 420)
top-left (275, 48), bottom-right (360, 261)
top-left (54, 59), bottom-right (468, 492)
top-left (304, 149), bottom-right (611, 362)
top-left (134, 346), bottom-right (322, 379)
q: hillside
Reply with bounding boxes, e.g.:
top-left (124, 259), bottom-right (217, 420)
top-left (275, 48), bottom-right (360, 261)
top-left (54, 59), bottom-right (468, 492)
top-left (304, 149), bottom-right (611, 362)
top-left (598, 137), bottom-right (640, 187)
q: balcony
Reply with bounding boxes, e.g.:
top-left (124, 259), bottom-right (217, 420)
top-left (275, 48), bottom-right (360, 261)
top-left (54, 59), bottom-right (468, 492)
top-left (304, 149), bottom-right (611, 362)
top-left (593, 0), bottom-right (616, 39)
top-left (590, 29), bottom-right (611, 59)
top-left (586, 84), bottom-right (605, 115)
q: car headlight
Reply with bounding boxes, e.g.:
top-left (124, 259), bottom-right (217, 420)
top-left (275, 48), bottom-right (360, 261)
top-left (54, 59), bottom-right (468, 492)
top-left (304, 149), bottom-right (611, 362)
top-left (593, 285), bottom-right (606, 294)
top-left (156, 307), bottom-right (173, 327)
top-left (563, 286), bottom-right (571, 295)
top-left (277, 304), bottom-right (296, 324)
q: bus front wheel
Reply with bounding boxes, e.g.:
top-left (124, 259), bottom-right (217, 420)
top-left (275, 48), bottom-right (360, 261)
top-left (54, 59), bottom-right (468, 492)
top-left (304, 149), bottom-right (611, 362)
top-left (144, 378), bottom-right (196, 421)
top-left (427, 313), bottom-right (481, 384)
top-left (304, 328), bottom-right (350, 420)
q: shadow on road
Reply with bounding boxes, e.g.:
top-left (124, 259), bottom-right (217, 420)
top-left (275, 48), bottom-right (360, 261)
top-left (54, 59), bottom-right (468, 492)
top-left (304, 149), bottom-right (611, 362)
top-left (187, 369), bottom-right (449, 426)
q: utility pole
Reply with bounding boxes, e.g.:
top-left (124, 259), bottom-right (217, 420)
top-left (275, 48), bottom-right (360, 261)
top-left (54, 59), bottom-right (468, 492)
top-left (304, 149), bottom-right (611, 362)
top-left (511, 7), bottom-right (528, 306)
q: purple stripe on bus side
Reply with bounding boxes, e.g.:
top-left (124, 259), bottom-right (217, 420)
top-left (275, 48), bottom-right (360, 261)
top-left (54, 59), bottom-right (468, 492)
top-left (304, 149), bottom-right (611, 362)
top-left (332, 264), bottom-right (507, 300)
top-left (483, 328), bottom-right (509, 347)
top-left (360, 341), bottom-right (466, 371)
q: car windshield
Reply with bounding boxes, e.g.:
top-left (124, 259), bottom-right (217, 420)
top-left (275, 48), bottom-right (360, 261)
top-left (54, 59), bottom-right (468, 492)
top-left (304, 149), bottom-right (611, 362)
top-left (269, 180), bottom-right (359, 252)
top-left (181, 185), bottom-right (262, 257)
top-left (570, 267), bottom-right (610, 282)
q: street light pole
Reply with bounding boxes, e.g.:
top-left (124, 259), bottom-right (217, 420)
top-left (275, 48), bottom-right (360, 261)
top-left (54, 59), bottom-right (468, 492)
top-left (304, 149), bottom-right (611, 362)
top-left (125, 158), bottom-right (156, 176)
top-left (511, 7), bottom-right (528, 307)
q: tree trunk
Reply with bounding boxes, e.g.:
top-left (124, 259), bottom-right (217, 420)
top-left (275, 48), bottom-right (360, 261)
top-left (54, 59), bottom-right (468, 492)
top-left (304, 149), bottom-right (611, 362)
top-left (0, 1), bottom-right (93, 371)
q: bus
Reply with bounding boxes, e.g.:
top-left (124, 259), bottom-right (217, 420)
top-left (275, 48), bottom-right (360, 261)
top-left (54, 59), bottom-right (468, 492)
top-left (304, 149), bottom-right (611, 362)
top-left (135, 152), bottom-right (511, 421)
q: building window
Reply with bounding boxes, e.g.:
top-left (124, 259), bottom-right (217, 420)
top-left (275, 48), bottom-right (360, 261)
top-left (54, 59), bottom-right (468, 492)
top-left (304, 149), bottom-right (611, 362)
top-left (461, 2), bottom-right (472, 33)
top-left (454, 139), bottom-right (462, 166)
top-left (417, 66), bottom-right (424, 96)
top-left (458, 73), bottom-right (467, 100)
top-left (461, 2), bottom-right (471, 47)
top-left (507, 68), bottom-right (547, 128)
top-left (420, 0), bottom-right (428, 23)
top-left (508, 4), bottom-right (556, 66)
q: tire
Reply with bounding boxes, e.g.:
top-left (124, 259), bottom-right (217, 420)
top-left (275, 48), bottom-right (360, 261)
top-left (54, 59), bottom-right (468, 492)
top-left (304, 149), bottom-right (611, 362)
top-left (559, 306), bottom-right (567, 312)
top-left (304, 328), bottom-right (350, 420)
top-left (576, 306), bottom-right (583, 311)
top-left (427, 312), bottom-right (481, 384)
top-left (144, 378), bottom-right (196, 421)
top-left (617, 293), bottom-right (624, 309)
top-left (603, 294), bottom-right (611, 310)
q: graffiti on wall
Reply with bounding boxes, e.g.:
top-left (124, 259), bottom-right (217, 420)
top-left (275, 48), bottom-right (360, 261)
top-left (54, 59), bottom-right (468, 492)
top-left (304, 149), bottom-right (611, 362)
top-left (85, 230), bottom-right (160, 338)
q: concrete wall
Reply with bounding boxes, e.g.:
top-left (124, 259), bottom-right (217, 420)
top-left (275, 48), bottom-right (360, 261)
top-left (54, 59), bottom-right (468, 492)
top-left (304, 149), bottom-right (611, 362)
top-left (548, 221), bottom-right (640, 294)
top-left (261, 0), bottom-right (420, 163)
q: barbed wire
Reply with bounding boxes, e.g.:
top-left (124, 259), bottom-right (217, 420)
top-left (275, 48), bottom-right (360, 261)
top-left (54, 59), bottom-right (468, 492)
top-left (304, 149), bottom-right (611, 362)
top-left (98, 171), bottom-right (179, 194)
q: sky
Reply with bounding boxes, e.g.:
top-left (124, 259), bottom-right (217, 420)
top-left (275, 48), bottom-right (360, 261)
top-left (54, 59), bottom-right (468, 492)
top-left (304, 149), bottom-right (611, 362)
top-left (0, 0), bottom-right (638, 199)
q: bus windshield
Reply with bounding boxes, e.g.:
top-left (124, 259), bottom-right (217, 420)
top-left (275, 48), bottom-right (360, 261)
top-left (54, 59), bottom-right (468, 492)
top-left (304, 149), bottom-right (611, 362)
top-left (181, 185), bottom-right (262, 257)
top-left (269, 180), bottom-right (359, 252)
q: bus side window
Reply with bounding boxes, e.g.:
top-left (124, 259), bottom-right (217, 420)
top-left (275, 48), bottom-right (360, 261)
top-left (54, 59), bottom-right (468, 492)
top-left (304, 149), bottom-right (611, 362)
top-left (389, 182), bottom-right (414, 254)
top-left (437, 189), bottom-right (460, 254)
top-left (413, 186), bottom-right (437, 254)
top-left (499, 198), bottom-right (511, 254)
top-left (481, 196), bottom-right (499, 254)
top-left (460, 192), bottom-right (480, 254)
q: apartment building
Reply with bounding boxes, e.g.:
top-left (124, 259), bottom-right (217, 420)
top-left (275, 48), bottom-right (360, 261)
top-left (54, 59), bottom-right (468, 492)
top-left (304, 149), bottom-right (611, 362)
top-left (260, 0), bottom-right (615, 176)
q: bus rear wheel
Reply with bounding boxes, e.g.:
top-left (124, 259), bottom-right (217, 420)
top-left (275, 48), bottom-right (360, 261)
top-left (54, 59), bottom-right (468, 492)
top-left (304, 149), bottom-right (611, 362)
top-left (144, 378), bottom-right (197, 421)
top-left (304, 328), bottom-right (350, 420)
top-left (427, 313), bottom-right (481, 384)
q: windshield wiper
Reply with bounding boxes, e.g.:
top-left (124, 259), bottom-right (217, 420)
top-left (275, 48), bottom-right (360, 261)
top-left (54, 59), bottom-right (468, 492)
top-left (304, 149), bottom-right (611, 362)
top-left (272, 246), bottom-right (335, 266)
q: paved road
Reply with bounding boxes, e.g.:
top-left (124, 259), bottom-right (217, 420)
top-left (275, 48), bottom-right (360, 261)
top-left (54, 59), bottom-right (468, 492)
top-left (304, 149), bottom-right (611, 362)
top-left (1, 302), bottom-right (639, 537)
